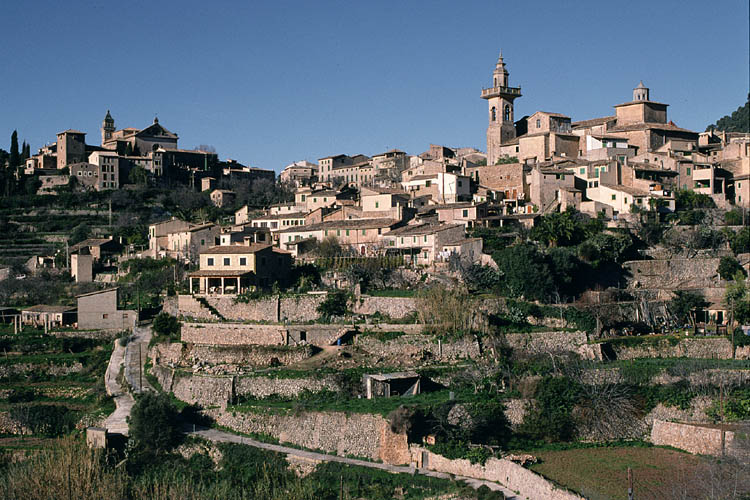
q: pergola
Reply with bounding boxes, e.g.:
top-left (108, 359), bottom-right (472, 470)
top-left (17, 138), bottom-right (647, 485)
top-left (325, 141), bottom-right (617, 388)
top-left (188, 270), bottom-right (254, 295)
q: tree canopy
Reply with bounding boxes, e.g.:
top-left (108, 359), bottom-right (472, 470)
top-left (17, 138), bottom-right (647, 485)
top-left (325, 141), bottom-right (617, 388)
top-left (706, 94), bottom-right (750, 133)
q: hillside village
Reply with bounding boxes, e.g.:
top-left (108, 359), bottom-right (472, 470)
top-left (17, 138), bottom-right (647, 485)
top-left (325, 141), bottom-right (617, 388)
top-left (0, 53), bottom-right (749, 499)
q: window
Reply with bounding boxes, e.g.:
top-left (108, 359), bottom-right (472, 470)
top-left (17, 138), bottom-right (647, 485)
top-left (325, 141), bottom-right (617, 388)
top-left (400, 237), bottom-right (404, 244)
top-left (425, 180), bottom-right (431, 187)
top-left (686, 167), bottom-right (691, 175)
top-left (504, 105), bottom-right (510, 121)
top-left (239, 257), bottom-right (247, 266)
top-left (375, 201), bottom-right (379, 208)
top-left (362, 229), bottom-right (366, 235)
top-left (458, 181), bottom-right (463, 187)
top-left (611, 194), bottom-right (616, 201)
top-left (301, 195), bottom-right (306, 201)
top-left (207, 257), bottom-right (214, 266)
top-left (580, 168), bottom-right (585, 174)
top-left (223, 257), bottom-right (230, 266)
top-left (462, 209), bottom-right (468, 217)
top-left (337, 230), bottom-right (341, 236)
top-left (102, 313), bottom-right (109, 319)
top-left (624, 198), bottom-right (628, 204)
top-left (491, 106), bottom-right (496, 121)
top-left (200, 239), bottom-right (205, 246)
top-left (346, 230), bottom-right (350, 236)
top-left (536, 119), bottom-right (541, 128)
top-left (424, 235), bottom-right (428, 242)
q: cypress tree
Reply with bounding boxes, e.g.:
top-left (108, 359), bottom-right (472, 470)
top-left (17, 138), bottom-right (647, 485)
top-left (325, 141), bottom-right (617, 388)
top-left (9, 130), bottom-right (19, 167)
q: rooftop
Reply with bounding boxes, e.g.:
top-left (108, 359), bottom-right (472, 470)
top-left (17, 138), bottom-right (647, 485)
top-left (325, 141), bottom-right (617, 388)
top-left (386, 222), bottom-right (462, 236)
top-left (23, 304), bottom-right (76, 313)
top-left (201, 244), bottom-right (272, 254)
top-left (277, 218), bottom-right (400, 233)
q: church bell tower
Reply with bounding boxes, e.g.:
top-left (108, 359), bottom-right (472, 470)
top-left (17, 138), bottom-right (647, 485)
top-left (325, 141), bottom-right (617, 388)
top-left (481, 52), bottom-right (522, 165)
top-left (101, 110), bottom-right (115, 146)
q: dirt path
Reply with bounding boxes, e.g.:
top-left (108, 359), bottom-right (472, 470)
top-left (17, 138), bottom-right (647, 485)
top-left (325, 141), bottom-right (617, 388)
top-left (188, 426), bottom-right (518, 498)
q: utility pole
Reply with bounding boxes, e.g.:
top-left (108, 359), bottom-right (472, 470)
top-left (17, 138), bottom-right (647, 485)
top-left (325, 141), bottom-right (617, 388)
top-left (627, 467), bottom-right (633, 500)
top-left (139, 343), bottom-right (143, 393)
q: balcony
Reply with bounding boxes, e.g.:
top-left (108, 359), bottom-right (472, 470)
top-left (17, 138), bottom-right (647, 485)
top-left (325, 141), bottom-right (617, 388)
top-left (481, 86), bottom-right (522, 99)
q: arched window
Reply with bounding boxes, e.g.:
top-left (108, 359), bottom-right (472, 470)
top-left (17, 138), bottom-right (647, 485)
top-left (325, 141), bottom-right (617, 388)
top-left (491, 107), bottom-right (496, 121)
top-left (504, 105), bottom-right (510, 122)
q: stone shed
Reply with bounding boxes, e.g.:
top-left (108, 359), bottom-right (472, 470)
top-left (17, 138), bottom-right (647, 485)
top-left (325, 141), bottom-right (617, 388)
top-left (364, 372), bottom-right (420, 399)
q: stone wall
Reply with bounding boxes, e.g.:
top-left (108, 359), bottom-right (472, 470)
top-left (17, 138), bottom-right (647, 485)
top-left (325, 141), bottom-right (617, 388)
top-left (189, 344), bottom-right (315, 369)
top-left (603, 337), bottom-right (734, 360)
top-left (236, 374), bottom-right (340, 399)
top-left (152, 365), bottom-right (232, 407)
top-left (650, 419), bottom-right (749, 459)
top-left (502, 331), bottom-right (597, 359)
top-left (179, 293), bottom-right (422, 323)
top-left (410, 446), bottom-right (583, 500)
top-left (354, 333), bottom-right (480, 365)
top-left (152, 364), bottom-right (342, 404)
top-left (205, 408), bottom-right (409, 463)
top-left (353, 296), bottom-right (418, 320)
top-left (181, 322), bottom-right (346, 348)
top-left (0, 361), bottom-right (83, 380)
top-left (624, 258), bottom-right (721, 290)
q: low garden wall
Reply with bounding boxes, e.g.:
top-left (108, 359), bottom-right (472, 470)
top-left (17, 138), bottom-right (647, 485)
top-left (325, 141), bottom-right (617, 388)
top-left (410, 446), bottom-right (583, 500)
top-left (181, 322), bottom-right (346, 348)
top-left (502, 331), bottom-right (596, 359)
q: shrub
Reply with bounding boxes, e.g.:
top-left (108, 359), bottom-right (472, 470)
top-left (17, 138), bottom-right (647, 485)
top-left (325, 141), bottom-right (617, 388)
top-left (151, 312), bottom-right (181, 342)
top-left (10, 404), bottom-right (80, 437)
top-left (718, 256), bottom-right (746, 280)
top-left (128, 392), bottom-right (182, 457)
top-left (519, 376), bottom-right (580, 443)
top-left (316, 290), bottom-right (350, 320)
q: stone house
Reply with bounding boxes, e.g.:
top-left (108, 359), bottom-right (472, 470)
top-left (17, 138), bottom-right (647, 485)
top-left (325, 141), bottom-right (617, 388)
top-left (210, 189), bottom-right (236, 208)
top-left (360, 186), bottom-right (410, 212)
top-left (148, 218), bottom-right (192, 257)
top-left (383, 223), bottom-right (467, 266)
top-left (71, 253), bottom-right (93, 283)
top-left (77, 288), bottom-right (137, 331)
top-left (585, 183), bottom-right (654, 215)
top-left (280, 160), bottom-right (317, 187)
top-left (434, 202), bottom-right (488, 229)
top-left (70, 161), bottom-right (118, 191)
top-left (70, 237), bottom-right (121, 263)
top-left (166, 223), bottom-right (221, 262)
top-left (278, 218), bottom-right (401, 257)
top-left (401, 173), bottom-right (471, 204)
top-left (514, 111), bottom-right (579, 163)
top-left (201, 176), bottom-right (216, 192)
top-left (188, 244), bottom-right (292, 294)
top-left (219, 225), bottom-right (271, 246)
top-left (528, 166), bottom-right (576, 213)
top-left (21, 305), bottom-right (76, 328)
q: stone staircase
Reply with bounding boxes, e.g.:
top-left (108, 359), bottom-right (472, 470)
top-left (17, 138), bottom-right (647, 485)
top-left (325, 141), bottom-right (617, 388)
top-left (177, 295), bottom-right (221, 321)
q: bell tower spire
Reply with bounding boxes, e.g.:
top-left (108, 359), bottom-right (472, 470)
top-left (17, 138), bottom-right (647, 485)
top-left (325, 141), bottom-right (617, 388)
top-left (481, 51), bottom-right (522, 165)
top-left (101, 110), bottom-right (115, 146)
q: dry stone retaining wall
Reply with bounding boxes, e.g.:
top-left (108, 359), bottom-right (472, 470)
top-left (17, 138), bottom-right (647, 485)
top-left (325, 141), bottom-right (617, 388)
top-left (181, 322), bottom-right (345, 348)
top-left (235, 375), bottom-right (340, 399)
top-left (0, 362), bottom-right (83, 379)
top-left (605, 337), bottom-right (734, 360)
top-left (650, 420), bottom-right (749, 459)
top-left (205, 408), bottom-right (408, 463)
top-left (624, 258), bottom-right (721, 290)
top-left (502, 331), bottom-right (597, 359)
top-left (410, 446), bottom-right (583, 500)
top-left (354, 334), bottom-right (480, 363)
top-left (353, 296), bottom-right (418, 319)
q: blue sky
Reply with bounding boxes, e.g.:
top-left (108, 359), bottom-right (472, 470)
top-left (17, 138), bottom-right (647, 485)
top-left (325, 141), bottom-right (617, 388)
top-left (2, 0), bottom-right (747, 172)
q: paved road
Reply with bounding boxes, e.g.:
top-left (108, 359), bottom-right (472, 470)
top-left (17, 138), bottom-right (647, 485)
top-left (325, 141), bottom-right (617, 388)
top-left (188, 426), bottom-right (518, 498)
top-left (124, 326), bottom-right (154, 393)
top-left (103, 326), bottom-right (153, 436)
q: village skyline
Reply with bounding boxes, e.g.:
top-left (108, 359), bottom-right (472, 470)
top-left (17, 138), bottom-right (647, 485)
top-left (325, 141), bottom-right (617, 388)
top-left (1, 0), bottom-right (748, 172)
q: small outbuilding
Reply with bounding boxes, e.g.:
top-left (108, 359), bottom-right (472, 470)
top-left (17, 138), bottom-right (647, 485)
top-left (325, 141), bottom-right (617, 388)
top-left (364, 372), bottom-right (420, 399)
